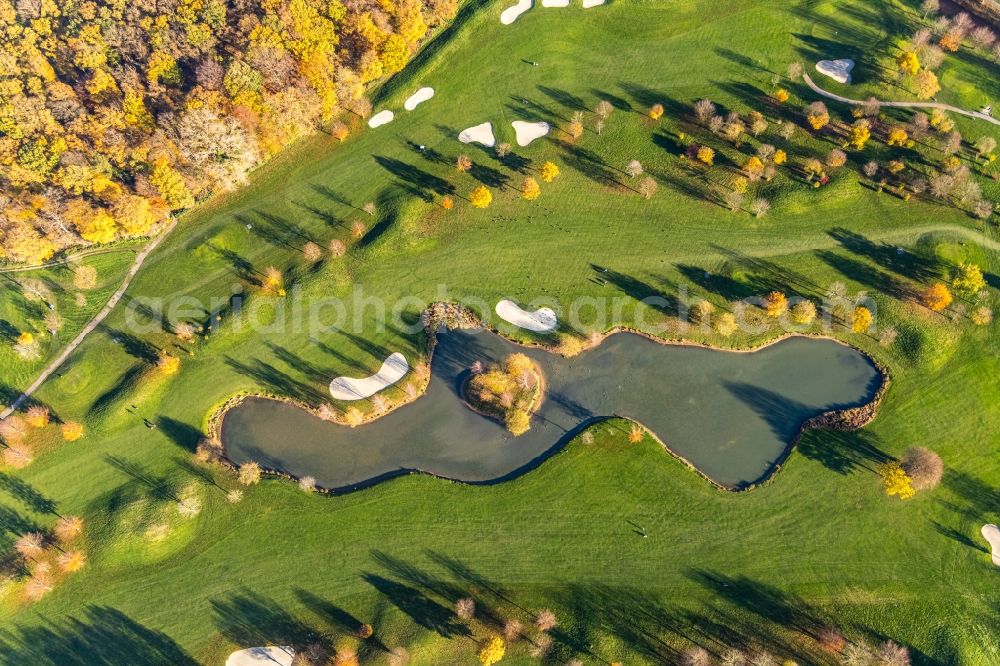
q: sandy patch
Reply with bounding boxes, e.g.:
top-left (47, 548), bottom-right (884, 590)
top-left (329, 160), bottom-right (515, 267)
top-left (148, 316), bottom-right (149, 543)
top-left (512, 120), bottom-right (550, 146)
top-left (500, 0), bottom-right (532, 23)
top-left (984, 524), bottom-right (1000, 567)
top-left (225, 647), bottom-right (294, 666)
top-left (816, 59), bottom-right (854, 84)
top-left (495, 300), bottom-right (558, 333)
top-left (368, 110), bottom-right (394, 128)
top-left (404, 87), bottom-right (435, 111)
top-left (330, 353), bottom-right (409, 401)
top-left (458, 122), bottom-right (496, 147)
top-left (541, 0), bottom-right (570, 6)
top-left (582, 0), bottom-right (606, 6)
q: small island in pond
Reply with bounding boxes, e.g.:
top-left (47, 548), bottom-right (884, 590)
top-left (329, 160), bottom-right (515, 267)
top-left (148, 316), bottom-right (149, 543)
top-left (462, 353), bottom-right (543, 436)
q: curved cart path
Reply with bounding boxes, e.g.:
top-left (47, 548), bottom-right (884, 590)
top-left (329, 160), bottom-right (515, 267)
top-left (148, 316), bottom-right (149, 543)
top-left (803, 73), bottom-right (1000, 127)
top-left (1, 220), bottom-right (177, 420)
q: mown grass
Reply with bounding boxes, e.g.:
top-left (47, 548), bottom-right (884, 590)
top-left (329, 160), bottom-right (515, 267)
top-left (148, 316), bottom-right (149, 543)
top-left (0, 0), bottom-right (997, 663)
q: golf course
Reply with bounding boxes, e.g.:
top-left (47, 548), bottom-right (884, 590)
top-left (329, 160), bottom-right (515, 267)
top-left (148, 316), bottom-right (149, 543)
top-left (0, 0), bottom-right (998, 663)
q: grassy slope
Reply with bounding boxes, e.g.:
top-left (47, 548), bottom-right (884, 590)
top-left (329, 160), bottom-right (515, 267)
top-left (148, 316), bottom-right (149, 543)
top-left (0, 0), bottom-right (998, 663)
top-left (0, 247), bottom-right (140, 394)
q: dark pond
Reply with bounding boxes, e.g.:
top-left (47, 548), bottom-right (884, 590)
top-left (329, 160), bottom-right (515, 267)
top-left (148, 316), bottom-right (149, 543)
top-left (221, 329), bottom-right (882, 490)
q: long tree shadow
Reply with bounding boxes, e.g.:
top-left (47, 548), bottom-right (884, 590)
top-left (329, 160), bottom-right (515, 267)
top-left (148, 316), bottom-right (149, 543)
top-left (688, 570), bottom-right (826, 640)
top-left (373, 156), bottom-right (455, 199)
top-left (816, 250), bottom-right (910, 299)
top-left (295, 589), bottom-right (390, 653)
top-left (0, 472), bottom-right (58, 515)
top-left (362, 573), bottom-right (470, 639)
top-left (265, 343), bottom-right (332, 385)
top-left (930, 520), bottom-right (989, 554)
top-left (155, 417), bottom-right (203, 453)
top-left (796, 430), bottom-right (890, 476)
top-left (592, 264), bottom-right (682, 316)
top-left (828, 228), bottom-right (941, 282)
top-left (224, 356), bottom-right (328, 406)
top-left (101, 327), bottom-right (160, 363)
top-left (211, 590), bottom-right (323, 652)
top-left (206, 244), bottom-right (261, 286)
top-left (940, 470), bottom-right (1000, 521)
top-left (559, 144), bottom-right (627, 190)
top-left (0, 605), bottom-right (197, 665)
top-left (536, 85), bottom-right (588, 114)
top-left (469, 163), bottom-right (509, 189)
top-left (104, 456), bottom-right (181, 503)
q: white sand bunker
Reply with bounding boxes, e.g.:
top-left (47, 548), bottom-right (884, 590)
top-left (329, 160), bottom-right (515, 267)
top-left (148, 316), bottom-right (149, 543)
top-left (368, 110), bottom-right (394, 128)
top-left (496, 300), bottom-right (558, 333)
top-left (816, 59), bottom-right (854, 84)
top-left (983, 524), bottom-right (1000, 567)
top-left (404, 87), bottom-right (435, 111)
top-left (501, 0), bottom-right (532, 24)
top-left (226, 647), bottom-right (294, 666)
top-left (330, 353), bottom-right (409, 401)
top-left (512, 120), bottom-right (550, 146)
top-left (458, 122), bottom-right (496, 147)
top-left (582, 0), bottom-right (606, 7)
top-left (541, 0), bottom-right (569, 6)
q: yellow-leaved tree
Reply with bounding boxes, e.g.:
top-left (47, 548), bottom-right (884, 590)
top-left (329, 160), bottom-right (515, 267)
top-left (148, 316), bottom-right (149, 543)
top-left (880, 462), bottom-right (915, 500)
top-left (478, 636), bottom-right (506, 666)
top-left (522, 177), bottom-right (541, 201)
top-left (469, 186), bottom-right (493, 209)
top-left (539, 161), bottom-right (560, 183)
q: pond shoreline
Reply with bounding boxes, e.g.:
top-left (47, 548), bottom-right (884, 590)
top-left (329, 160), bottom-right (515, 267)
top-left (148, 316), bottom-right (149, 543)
top-left (207, 302), bottom-right (890, 495)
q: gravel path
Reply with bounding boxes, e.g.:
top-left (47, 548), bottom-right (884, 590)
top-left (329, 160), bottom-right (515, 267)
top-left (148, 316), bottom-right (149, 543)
top-left (1, 220), bottom-right (177, 420)
top-left (803, 73), bottom-right (1000, 127)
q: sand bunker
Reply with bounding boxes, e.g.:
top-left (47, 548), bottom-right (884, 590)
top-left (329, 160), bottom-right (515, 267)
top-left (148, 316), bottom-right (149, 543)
top-left (984, 524), bottom-right (1000, 567)
top-left (512, 120), bottom-right (550, 146)
top-left (816, 59), bottom-right (854, 84)
top-left (495, 300), bottom-right (558, 333)
top-left (458, 122), bottom-right (496, 147)
top-left (500, 0), bottom-right (532, 23)
top-left (404, 87), bottom-right (435, 111)
top-left (541, 0), bottom-right (570, 6)
top-left (225, 647), bottom-right (294, 666)
top-left (368, 110), bottom-right (394, 128)
top-left (582, 0), bottom-right (606, 6)
top-left (330, 353), bottom-right (409, 401)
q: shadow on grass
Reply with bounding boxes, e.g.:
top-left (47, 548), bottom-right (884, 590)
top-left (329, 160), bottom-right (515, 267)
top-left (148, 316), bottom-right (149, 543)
top-left (0, 606), bottom-right (197, 665)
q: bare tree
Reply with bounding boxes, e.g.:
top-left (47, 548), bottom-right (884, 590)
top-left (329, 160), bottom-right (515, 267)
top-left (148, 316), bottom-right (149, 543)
top-left (595, 99), bottom-right (614, 119)
top-left (694, 99), bottom-right (717, 124)
top-left (302, 241), bottom-right (323, 262)
top-left (534, 609), bottom-right (557, 632)
top-left (680, 646), bottom-right (712, 666)
top-left (901, 447), bottom-right (943, 491)
top-left (787, 62), bottom-right (803, 80)
top-left (724, 191), bottom-right (744, 212)
top-left (455, 597), bottom-right (476, 620)
top-left (626, 159), bottom-right (644, 178)
top-left (750, 198), bottom-right (771, 218)
top-left (328, 239), bottom-right (347, 257)
top-left (500, 619), bottom-right (523, 641)
top-left (638, 176), bottom-right (658, 199)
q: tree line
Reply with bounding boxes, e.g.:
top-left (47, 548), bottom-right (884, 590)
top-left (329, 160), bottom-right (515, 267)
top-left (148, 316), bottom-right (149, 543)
top-left (0, 0), bottom-right (456, 264)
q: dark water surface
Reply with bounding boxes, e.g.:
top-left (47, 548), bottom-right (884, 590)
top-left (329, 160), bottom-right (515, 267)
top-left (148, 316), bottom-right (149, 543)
top-left (221, 329), bottom-right (882, 490)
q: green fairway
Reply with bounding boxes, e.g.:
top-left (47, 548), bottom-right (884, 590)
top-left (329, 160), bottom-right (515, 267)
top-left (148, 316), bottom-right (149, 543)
top-left (0, 0), bottom-right (998, 664)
